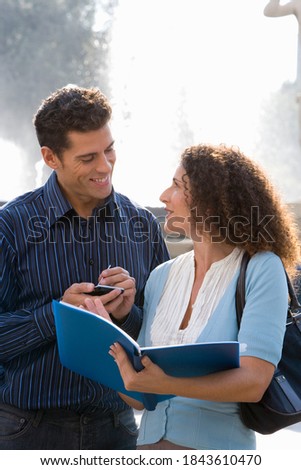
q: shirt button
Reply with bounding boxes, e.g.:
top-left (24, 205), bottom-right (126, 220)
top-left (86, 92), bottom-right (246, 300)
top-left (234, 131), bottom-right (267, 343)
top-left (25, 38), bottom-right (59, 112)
top-left (89, 259), bottom-right (94, 265)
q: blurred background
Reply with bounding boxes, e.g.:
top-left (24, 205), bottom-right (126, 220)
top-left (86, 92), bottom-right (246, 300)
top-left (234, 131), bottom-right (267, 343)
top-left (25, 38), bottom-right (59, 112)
top-left (1, 0), bottom-right (301, 449)
top-left (1, 0), bottom-right (301, 210)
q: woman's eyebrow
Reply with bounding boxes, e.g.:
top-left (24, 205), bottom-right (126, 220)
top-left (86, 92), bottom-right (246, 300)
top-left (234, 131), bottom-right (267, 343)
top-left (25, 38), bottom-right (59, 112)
top-left (173, 177), bottom-right (183, 184)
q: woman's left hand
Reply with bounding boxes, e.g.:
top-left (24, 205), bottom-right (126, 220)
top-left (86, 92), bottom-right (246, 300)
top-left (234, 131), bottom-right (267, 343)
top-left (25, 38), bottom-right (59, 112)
top-left (109, 342), bottom-right (170, 395)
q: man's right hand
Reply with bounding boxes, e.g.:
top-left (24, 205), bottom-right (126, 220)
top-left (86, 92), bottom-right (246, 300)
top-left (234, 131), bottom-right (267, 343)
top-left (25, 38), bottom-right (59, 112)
top-left (60, 282), bottom-right (122, 308)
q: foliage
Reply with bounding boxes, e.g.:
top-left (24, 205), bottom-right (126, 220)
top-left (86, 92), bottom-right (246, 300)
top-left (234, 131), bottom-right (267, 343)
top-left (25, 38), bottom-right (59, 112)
top-left (0, 0), bottom-right (117, 183)
top-left (253, 81), bottom-right (301, 204)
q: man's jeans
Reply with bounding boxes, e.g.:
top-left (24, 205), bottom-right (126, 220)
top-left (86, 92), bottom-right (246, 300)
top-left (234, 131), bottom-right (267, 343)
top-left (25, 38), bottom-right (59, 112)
top-left (0, 404), bottom-right (138, 449)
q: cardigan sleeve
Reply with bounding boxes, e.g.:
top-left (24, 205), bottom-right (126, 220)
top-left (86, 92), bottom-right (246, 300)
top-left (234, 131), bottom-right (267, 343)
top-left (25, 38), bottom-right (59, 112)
top-left (238, 252), bottom-right (288, 366)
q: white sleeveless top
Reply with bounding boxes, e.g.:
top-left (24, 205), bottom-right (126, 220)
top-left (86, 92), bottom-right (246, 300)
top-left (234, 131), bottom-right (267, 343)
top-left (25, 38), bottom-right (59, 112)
top-left (150, 247), bottom-right (243, 346)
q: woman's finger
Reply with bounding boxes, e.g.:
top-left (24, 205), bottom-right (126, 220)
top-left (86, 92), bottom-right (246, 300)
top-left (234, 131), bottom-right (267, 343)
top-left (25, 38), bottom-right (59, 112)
top-left (84, 297), bottom-right (112, 321)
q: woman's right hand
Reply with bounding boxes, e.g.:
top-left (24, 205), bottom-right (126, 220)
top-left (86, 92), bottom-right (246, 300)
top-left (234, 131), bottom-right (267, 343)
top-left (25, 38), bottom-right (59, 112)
top-left (80, 296), bottom-right (112, 322)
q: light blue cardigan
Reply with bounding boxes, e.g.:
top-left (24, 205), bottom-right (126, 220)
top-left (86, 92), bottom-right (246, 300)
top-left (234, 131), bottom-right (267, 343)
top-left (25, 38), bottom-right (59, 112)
top-left (137, 251), bottom-right (288, 450)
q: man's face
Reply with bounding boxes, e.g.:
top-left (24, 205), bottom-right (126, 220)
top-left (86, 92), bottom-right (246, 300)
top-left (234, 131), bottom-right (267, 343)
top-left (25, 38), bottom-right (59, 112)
top-left (53, 124), bottom-right (116, 212)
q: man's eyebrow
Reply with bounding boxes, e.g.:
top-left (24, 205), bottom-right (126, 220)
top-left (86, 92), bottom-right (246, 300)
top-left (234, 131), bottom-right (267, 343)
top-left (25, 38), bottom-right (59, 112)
top-left (75, 152), bottom-right (97, 159)
top-left (106, 140), bottom-right (115, 150)
top-left (75, 141), bottom-right (115, 159)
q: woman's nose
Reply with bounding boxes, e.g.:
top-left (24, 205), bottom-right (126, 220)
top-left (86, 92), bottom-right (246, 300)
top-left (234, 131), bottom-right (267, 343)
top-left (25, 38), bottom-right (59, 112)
top-left (159, 187), bottom-right (170, 203)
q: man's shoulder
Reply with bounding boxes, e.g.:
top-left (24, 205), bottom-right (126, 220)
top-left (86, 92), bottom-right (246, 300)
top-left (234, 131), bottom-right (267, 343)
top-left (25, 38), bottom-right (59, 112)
top-left (114, 192), bottom-right (156, 219)
top-left (0, 186), bottom-right (44, 219)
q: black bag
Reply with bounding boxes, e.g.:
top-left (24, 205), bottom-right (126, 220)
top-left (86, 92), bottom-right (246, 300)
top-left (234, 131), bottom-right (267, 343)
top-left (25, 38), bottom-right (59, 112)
top-left (235, 252), bottom-right (301, 434)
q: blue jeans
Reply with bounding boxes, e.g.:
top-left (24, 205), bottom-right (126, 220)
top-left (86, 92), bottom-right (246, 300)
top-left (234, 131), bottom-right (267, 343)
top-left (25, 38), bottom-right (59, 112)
top-left (0, 404), bottom-right (138, 450)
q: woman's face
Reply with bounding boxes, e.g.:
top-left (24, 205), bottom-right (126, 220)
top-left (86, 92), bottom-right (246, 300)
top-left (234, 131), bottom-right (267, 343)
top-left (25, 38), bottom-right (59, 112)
top-left (159, 165), bottom-right (192, 237)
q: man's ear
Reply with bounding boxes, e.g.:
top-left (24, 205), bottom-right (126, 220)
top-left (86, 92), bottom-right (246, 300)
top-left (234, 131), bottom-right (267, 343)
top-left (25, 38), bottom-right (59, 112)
top-left (41, 146), bottom-right (61, 170)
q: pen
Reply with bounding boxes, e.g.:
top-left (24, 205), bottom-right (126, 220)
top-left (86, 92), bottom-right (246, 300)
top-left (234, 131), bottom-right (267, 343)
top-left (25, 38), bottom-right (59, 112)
top-left (99, 264), bottom-right (111, 284)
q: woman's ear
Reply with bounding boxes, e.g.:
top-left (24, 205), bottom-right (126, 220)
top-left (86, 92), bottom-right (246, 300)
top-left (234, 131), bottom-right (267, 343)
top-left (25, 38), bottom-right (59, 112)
top-left (41, 146), bottom-right (61, 170)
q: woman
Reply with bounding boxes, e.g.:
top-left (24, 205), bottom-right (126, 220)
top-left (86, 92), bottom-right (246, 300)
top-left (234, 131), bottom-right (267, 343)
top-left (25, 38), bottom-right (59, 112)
top-left (86, 143), bottom-right (300, 450)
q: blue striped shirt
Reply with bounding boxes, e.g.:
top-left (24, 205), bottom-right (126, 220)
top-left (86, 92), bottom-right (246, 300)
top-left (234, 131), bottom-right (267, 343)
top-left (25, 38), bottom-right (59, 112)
top-left (0, 171), bottom-right (169, 412)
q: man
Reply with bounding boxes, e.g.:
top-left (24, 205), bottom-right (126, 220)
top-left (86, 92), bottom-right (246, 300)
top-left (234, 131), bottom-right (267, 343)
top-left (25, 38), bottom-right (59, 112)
top-left (0, 85), bottom-right (169, 450)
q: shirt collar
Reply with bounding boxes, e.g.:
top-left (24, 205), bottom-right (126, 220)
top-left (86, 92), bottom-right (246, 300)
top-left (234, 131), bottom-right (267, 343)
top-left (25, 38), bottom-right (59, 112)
top-left (43, 171), bottom-right (119, 226)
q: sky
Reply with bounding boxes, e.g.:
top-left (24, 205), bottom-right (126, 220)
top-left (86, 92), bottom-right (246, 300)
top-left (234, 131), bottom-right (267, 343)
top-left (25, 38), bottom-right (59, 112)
top-left (0, 0), bottom-right (299, 206)
top-left (109, 0), bottom-right (299, 206)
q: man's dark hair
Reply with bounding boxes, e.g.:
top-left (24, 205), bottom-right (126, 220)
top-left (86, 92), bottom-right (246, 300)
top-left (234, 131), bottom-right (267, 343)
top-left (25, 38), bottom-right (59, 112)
top-left (33, 85), bottom-right (112, 157)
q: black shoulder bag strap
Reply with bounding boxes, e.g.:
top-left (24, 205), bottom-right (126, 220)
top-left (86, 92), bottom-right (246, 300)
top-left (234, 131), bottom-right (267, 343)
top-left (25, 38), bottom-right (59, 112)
top-left (235, 251), bottom-right (251, 326)
top-left (236, 251), bottom-right (301, 327)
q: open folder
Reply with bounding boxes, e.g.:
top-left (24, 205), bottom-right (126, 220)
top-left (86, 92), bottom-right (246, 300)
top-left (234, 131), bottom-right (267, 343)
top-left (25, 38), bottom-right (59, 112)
top-left (53, 300), bottom-right (240, 410)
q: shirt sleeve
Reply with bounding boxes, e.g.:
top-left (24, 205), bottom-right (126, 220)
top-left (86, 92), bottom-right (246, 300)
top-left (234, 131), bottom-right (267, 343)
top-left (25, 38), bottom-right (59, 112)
top-left (0, 234), bottom-right (57, 362)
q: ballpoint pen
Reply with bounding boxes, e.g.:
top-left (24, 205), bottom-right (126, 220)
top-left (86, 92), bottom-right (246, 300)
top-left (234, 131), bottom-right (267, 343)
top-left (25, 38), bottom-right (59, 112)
top-left (98, 264), bottom-right (111, 284)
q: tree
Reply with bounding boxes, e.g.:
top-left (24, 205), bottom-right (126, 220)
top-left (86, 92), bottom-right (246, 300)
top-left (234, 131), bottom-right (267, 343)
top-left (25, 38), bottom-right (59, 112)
top-left (0, 0), bottom-right (117, 188)
top-left (253, 81), bottom-right (301, 203)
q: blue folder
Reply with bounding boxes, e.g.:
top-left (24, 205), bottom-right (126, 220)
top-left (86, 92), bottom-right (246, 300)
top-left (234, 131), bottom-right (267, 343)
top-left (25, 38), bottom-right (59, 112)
top-left (53, 300), bottom-right (240, 410)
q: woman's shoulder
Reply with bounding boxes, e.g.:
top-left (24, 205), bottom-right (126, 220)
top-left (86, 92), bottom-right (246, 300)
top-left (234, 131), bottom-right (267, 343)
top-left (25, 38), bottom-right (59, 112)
top-left (148, 250), bottom-right (193, 282)
top-left (250, 251), bottom-right (283, 268)
top-left (148, 257), bottom-right (175, 279)
top-left (247, 251), bottom-right (286, 282)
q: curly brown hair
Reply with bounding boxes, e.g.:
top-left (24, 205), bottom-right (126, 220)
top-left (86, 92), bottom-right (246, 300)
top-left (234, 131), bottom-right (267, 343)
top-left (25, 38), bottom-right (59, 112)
top-left (181, 144), bottom-right (300, 272)
top-left (33, 85), bottom-right (112, 157)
